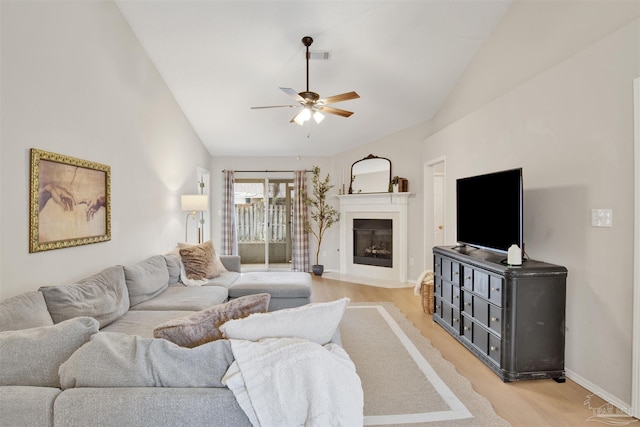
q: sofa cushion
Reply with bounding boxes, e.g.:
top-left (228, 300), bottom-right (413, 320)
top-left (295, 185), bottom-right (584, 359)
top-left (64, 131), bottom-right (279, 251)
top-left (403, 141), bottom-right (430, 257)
top-left (128, 286), bottom-right (228, 312)
top-left (99, 310), bottom-right (195, 338)
top-left (179, 241), bottom-right (220, 280)
top-left (228, 272), bottom-right (312, 298)
top-left (59, 332), bottom-right (234, 389)
top-left (39, 265), bottom-right (129, 328)
top-left (0, 317), bottom-right (99, 388)
top-left (205, 271), bottom-right (241, 289)
top-left (0, 386), bottom-right (61, 427)
top-left (164, 254), bottom-right (182, 285)
top-left (153, 294), bottom-right (271, 348)
top-left (220, 298), bottom-right (350, 345)
top-left (0, 291), bottom-right (53, 332)
top-left (53, 388), bottom-right (251, 427)
top-left (125, 255), bottom-right (170, 307)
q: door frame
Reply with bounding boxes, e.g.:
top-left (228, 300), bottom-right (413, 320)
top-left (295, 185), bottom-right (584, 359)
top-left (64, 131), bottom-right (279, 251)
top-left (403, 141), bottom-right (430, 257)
top-left (632, 77), bottom-right (639, 418)
top-left (424, 156), bottom-right (446, 269)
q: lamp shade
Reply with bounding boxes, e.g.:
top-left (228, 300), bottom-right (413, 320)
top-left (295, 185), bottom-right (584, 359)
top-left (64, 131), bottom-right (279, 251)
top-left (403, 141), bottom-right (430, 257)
top-left (181, 195), bottom-right (208, 212)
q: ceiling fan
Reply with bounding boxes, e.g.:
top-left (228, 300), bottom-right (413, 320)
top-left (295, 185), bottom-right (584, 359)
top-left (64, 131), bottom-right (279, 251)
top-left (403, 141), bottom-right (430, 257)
top-left (251, 36), bottom-right (360, 125)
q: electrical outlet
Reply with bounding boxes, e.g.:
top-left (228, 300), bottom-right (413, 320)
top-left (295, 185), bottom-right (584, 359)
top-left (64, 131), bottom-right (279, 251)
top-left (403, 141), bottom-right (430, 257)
top-left (591, 209), bottom-right (613, 227)
top-left (409, 258), bottom-right (414, 266)
top-left (322, 251), bottom-right (327, 258)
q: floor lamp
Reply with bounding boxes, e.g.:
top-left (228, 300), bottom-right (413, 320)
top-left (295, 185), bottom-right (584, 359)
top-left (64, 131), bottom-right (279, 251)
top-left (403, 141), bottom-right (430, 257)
top-left (181, 195), bottom-right (208, 243)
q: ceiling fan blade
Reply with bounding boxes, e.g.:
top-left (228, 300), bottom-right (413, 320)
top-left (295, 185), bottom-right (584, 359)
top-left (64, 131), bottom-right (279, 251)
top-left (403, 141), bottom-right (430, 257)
top-left (250, 105), bottom-right (298, 109)
top-left (318, 91), bottom-right (360, 105)
top-left (280, 87), bottom-right (304, 102)
top-left (318, 106), bottom-right (354, 118)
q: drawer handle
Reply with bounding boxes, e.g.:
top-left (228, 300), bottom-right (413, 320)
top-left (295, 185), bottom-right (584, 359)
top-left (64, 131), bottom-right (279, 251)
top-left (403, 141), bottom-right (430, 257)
top-left (436, 305), bottom-right (441, 310)
top-left (463, 326), bottom-right (469, 331)
top-left (435, 263), bottom-right (440, 267)
top-left (454, 271), bottom-right (459, 275)
top-left (465, 302), bottom-right (471, 306)
top-left (491, 316), bottom-right (499, 322)
top-left (465, 276), bottom-right (471, 280)
top-left (492, 287), bottom-right (501, 292)
top-left (453, 318), bottom-right (459, 323)
top-left (490, 346), bottom-right (498, 351)
top-left (454, 295), bottom-right (459, 299)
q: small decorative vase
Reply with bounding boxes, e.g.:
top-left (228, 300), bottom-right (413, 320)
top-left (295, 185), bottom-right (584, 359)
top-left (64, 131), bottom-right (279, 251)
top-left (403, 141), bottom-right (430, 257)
top-left (393, 184), bottom-right (399, 193)
top-left (312, 265), bottom-right (324, 276)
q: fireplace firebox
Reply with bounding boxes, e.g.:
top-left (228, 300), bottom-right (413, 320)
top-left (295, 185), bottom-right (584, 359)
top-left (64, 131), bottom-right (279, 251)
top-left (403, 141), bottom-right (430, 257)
top-left (352, 219), bottom-right (392, 268)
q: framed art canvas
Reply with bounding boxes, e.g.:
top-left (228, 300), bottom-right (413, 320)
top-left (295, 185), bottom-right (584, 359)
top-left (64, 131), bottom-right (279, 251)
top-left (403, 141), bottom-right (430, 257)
top-left (29, 148), bottom-right (111, 252)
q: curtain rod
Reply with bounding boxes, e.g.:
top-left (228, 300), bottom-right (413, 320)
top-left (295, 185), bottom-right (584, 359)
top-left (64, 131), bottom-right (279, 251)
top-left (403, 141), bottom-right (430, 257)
top-left (222, 169), bottom-right (313, 173)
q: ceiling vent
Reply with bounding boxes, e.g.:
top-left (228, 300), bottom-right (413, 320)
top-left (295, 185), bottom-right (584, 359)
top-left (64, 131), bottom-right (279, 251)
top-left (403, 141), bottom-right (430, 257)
top-left (310, 50), bottom-right (331, 60)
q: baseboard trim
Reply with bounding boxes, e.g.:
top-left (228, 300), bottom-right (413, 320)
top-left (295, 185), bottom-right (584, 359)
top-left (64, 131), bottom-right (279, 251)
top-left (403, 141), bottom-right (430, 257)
top-left (565, 368), bottom-right (633, 416)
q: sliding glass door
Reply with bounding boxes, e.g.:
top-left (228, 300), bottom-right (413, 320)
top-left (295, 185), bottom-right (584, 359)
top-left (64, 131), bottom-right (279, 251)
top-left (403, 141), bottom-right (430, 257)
top-left (234, 178), bottom-right (293, 271)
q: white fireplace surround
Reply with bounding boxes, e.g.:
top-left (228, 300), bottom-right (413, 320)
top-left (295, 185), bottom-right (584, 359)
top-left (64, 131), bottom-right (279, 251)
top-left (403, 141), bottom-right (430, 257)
top-left (337, 193), bottom-right (410, 283)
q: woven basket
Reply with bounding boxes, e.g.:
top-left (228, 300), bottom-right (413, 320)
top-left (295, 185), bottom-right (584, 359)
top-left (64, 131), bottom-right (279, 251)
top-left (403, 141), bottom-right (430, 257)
top-left (421, 277), bottom-right (434, 315)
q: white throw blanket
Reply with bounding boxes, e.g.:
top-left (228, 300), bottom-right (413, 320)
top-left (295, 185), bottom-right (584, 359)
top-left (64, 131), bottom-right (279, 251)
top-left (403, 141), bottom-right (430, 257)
top-left (222, 337), bottom-right (363, 427)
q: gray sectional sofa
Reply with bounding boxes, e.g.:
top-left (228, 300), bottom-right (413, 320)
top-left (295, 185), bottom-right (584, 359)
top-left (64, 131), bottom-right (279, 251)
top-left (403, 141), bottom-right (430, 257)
top-left (0, 253), bottom-right (314, 427)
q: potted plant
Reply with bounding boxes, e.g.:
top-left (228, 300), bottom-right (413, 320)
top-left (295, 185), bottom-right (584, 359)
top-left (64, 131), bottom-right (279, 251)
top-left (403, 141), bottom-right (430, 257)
top-left (391, 176), bottom-right (400, 192)
top-left (303, 166), bottom-right (340, 275)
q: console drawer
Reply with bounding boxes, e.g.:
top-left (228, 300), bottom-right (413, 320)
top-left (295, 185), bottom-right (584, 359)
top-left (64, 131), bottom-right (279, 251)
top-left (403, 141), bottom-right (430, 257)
top-left (489, 304), bottom-right (502, 336)
top-left (489, 275), bottom-right (503, 306)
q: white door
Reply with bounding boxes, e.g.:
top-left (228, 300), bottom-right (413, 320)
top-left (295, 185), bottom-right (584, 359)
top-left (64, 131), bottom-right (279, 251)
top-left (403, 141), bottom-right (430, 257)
top-left (433, 174), bottom-right (444, 246)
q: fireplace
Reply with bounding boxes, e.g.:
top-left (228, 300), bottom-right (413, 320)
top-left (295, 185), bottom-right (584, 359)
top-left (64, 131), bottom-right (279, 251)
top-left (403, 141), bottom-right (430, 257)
top-left (353, 219), bottom-right (392, 268)
top-left (338, 193), bottom-right (410, 283)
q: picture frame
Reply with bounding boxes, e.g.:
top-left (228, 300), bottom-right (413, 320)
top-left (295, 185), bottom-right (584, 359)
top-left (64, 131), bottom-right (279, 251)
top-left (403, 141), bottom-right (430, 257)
top-left (29, 148), bottom-right (111, 253)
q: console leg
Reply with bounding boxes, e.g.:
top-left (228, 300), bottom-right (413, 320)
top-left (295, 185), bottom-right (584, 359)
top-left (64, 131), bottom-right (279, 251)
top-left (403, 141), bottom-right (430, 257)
top-left (553, 376), bottom-right (566, 383)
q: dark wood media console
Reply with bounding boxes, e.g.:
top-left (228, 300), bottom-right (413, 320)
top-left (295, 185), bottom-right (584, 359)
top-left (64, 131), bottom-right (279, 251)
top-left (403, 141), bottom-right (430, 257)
top-left (433, 245), bottom-right (567, 382)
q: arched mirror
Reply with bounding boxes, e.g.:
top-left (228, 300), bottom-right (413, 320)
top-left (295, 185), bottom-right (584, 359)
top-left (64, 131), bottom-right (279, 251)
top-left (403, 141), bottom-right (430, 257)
top-left (349, 154), bottom-right (392, 194)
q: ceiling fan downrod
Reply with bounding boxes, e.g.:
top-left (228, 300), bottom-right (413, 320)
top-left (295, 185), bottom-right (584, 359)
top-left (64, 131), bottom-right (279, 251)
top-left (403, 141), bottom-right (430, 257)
top-left (302, 36), bottom-right (313, 94)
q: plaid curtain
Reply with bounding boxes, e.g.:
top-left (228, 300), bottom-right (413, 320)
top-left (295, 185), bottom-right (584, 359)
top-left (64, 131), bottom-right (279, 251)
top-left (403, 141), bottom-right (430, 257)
top-left (221, 170), bottom-right (237, 255)
top-left (291, 170), bottom-right (310, 272)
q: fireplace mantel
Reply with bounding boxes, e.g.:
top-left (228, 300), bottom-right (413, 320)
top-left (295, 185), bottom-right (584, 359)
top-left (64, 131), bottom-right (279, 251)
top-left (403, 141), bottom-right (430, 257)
top-left (337, 193), bottom-right (411, 283)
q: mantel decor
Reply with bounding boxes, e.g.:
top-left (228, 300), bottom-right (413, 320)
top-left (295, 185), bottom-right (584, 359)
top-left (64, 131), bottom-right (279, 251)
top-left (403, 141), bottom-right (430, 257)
top-left (29, 148), bottom-right (111, 253)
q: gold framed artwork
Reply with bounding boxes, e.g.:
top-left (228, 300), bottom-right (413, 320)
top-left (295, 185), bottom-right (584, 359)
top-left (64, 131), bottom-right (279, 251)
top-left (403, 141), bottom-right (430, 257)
top-left (29, 149), bottom-right (111, 253)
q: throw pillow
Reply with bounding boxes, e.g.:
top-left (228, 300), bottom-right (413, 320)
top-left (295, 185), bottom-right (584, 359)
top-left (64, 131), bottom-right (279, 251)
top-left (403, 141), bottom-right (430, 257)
top-left (179, 241), bottom-right (219, 281)
top-left (59, 332), bottom-right (234, 389)
top-left (124, 255), bottom-right (170, 306)
top-left (178, 240), bottom-right (228, 274)
top-left (0, 291), bottom-right (54, 332)
top-left (0, 317), bottom-right (99, 388)
top-left (153, 293), bottom-right (271, 348)
top-left (39, 265), bottom-right (130, 328)
top-left (220, 297), bottom-right (350, 345)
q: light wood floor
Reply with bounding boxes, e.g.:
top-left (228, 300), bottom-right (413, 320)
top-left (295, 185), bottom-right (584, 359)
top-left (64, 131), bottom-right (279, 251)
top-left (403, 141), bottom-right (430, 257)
top-left (312, 275), bottom-right (620, 427)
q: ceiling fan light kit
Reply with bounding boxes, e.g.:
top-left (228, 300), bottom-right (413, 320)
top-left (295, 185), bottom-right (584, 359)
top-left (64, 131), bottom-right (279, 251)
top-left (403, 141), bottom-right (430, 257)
top-left (251, 36), bottom-right (359, 125)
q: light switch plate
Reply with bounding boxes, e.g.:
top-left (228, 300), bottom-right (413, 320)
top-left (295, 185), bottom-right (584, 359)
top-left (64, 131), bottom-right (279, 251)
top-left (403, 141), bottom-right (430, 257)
top-left (591, 209), bottom-right (613, 227)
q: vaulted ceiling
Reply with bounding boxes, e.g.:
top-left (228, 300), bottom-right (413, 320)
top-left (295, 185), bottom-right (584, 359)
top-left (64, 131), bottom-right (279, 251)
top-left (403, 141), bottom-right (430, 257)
top-left (115, 1), bottom-right (512, 157)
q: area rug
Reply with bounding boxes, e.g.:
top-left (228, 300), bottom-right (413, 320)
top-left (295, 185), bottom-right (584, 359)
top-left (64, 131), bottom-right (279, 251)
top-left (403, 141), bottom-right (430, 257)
top-left (339, 303), bottom-right (511, 426)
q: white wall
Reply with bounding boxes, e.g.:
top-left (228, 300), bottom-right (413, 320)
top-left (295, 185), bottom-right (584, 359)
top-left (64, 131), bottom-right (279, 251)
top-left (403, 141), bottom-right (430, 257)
top-left (422, 17), bottom-right (639, 408)
top-left (0, 1), bottom-right (209, 299)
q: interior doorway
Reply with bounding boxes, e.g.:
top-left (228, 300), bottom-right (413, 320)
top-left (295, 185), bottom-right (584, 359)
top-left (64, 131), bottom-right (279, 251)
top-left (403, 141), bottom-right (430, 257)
top-left (432, 162), bottom-right (445, 246)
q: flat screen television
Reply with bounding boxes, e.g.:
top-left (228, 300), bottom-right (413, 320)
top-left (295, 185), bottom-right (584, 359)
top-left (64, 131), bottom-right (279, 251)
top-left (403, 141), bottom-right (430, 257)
top-left (456, 168), bottom-right (523, 254)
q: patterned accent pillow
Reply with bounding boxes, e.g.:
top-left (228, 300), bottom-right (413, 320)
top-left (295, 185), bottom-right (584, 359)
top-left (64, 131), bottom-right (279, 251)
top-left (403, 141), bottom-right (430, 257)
top-left (179, 241), bottom-right (219, 280)
top-left (153, 293), bottom-right (271, 348)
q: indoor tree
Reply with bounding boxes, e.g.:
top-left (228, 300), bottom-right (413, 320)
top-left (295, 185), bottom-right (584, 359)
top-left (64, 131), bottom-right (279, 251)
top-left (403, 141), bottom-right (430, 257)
top-left (303, 166), bottom-right (339, 275)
